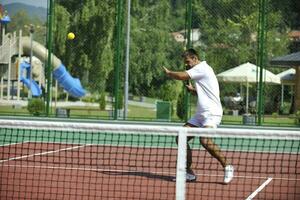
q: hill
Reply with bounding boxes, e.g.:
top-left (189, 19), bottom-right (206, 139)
top-left (3, 3), bottom-right (47, 22)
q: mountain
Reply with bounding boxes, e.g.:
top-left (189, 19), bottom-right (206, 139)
top-left (1, 0), bottom-right (47, 8)
top-left (3, 3), bottom-right (47, 22)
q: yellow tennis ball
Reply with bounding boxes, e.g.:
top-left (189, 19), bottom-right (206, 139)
top-left (67, 32), bottom-right (75, 40)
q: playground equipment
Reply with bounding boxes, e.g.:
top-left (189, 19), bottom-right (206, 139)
top-left (0, 5), bottom-right (85, 100)
top-left (19, 61), bottom-right (42, 97)
top-left (0, 32), bottom-right (86, 100)
top-left (0, 11), bottom-right (14, 100)
top-left (0, 9), bottom-right (10, 25)
top-left (21, 36), bottom-right (86, 98)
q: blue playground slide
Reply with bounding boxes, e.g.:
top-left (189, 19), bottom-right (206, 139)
top-left (53, 64), bottom-right (85, 98)
top-left (21, 37), bottom-right (85, 98)
top-left (20, 61), bottom-right (42, 97)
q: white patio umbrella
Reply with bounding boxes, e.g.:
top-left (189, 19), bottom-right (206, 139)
top-left (276, 68), bottom-right (296, 107)
top-left (217, 62), bottom-right (281, 113)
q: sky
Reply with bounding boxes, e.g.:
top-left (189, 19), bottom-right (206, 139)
top-left (0, 0), bottom-right (47, 8)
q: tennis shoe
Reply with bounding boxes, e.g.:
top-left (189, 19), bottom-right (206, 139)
top-left (224, 165), bottom-right (234, 184)
top-left (172, 172), bottom-right (197, 182)
top-left (186, 172), bottom-right (197, 182)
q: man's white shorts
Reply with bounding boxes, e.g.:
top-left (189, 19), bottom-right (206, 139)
top-left (188, 112), bottom-right (222, 128)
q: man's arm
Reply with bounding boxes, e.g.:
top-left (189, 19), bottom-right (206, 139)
top-left (186, 82), bottom-right (197, 95)
top-left (163, 66), bottom-right (190, 81)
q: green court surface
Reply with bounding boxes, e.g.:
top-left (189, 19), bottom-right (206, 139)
top-left (1, 128), bottom-right (299, 153)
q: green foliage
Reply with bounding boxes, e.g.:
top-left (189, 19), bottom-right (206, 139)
top-left (8, 10), bottom-right (46, 44)
top-left (272, 112), bottom-right (279, 118)
top-left (158, 80), bottom-right (182, 102)
top-left (53, 0), bottom-right (115, 94)
top-left (27, 98), bottom-right (45, 116)
top-left (157, 80), bottom-right (182, 115)
top-left (176, 89), bottom-right (186, 121)
top-left (264, 85), bottom-right (281, 114)
top-left (192, 0), bottom-right (290, 74)
top-left (117, 92), bottom-right (124, 110)
top-left (99, 93), bottom-right (106, 110)
top-left (53, 4), bottom-right (70, 58)
top-left (50, 0), bottom-right (293, 119)
top-left (129, 1), bottom-right (183, 97)
top-left (295, 110), bottom-right (300, 125)
top-left (81, 95), bottom-right (95, 103)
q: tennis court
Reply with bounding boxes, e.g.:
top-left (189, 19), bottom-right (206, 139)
top-left (0, 119), bottom-right (299, 199)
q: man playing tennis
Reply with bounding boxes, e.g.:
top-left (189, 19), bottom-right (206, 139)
top-left (163, 48), bottom-right (234, 184)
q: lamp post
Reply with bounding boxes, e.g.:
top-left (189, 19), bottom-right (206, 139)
top-left (24, 24), bottom-right (35, 99)
top-left (29, 24), bottom-right (34, 99)
top-left (124, 0), bottom-right (131, 119)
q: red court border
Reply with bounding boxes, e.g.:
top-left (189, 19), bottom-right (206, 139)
top-left (0, 142), bottom-right (299, 200)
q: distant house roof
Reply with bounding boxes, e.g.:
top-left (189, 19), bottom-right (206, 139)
top-left (269, 51), bottom-right (300, 66)
top-left (172, 28), bottom-right (201, 42)
top-left (171, 32), bottom-right (185, 43)
top-left (288, 30), bottom-right (300, 41)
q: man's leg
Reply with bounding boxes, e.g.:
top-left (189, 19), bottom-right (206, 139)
top-left (199, 136), bottom-right (228, 168)
top-left (175, 123), bottom-right (197, 181)
top-left (183, 123), bottom-right (197, 171)
top-left (176, 135), bottom-right (193, 171)
top-left (199, 125), bottom-right (234, 183)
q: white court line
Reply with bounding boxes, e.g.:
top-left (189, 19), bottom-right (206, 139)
top-left (0, 164), bottom-right (176, 176)
top-left (195, 173), bottom-right (300, 181)
top-left (0, 141), bottom-right (29, 147)
top-left (1, 165), bottom-right (299, 182)
top-left (245, 177), bottom-right (273, 200)
top-left (0, 144), bottom-right (92, 163)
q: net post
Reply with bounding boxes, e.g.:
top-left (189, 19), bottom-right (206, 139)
top-left (176, 129), bottom-right (187, 200)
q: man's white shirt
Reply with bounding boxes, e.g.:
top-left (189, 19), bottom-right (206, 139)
top-left (186, 61), bottom-right (223, 116)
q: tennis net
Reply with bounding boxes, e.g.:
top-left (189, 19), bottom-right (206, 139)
top-left (0, 119), bottom-right (299, 200)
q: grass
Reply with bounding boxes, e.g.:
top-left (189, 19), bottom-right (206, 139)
top-left (262, 115), bottom-right (298, 126)
top-left (0, 103), bottom-right (299, 127)
top-left (0, 105), bottom-right (29, 115)
top-left (222, 114), bottom-right (299, 127)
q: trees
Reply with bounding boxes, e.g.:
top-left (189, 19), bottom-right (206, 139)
top-left (53, 4), bottom-right (70, 59)
top-left (129, 1), bottom-right (182, 98)
top-left (8, 11), bottom-right (45, 44)
top-left (50, 0), bottom-right (293, 111)
top-left (53, 0), bottom-right (115, 95)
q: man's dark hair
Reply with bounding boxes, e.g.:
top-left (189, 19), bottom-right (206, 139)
top-left (182, 48), bottom-right (199, 59)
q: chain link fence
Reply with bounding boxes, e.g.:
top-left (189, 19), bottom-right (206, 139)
top-left (1, 0), bottom-right (299, 126)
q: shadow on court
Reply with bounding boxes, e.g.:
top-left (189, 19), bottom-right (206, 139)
top-left (99, 170), bottom-right (225, 185)
top-left (100, 170), bottom-right (175, 182)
